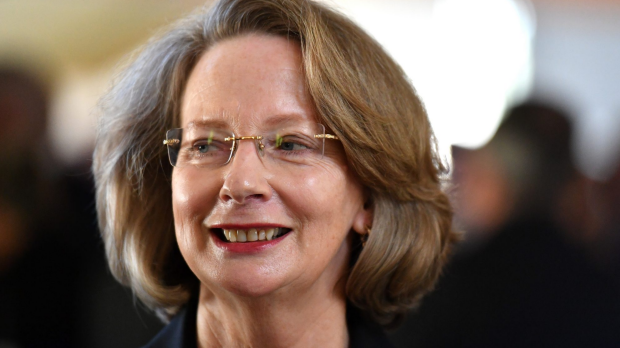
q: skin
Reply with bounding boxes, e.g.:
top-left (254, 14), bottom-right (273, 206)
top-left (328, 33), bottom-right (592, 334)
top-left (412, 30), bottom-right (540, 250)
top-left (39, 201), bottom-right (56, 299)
top-left (172, 34), bottom-right (371, 348)
top-left (453, 148), bottom-right (512, 239)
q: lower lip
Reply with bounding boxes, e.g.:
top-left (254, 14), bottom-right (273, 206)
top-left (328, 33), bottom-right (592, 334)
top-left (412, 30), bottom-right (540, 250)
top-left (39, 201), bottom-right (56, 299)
top-left (211, 230), bottom-right (290, 253)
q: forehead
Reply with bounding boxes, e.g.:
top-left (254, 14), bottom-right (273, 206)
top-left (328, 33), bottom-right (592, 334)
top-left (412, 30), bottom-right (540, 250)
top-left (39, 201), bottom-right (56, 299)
top-left (180, 34), bottom-right (316, 131)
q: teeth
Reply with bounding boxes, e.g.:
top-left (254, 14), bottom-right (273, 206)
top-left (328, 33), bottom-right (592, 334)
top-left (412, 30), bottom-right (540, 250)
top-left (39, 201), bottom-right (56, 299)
top-left (266, 228), bottom-right (275, 241)
top-left (237, 230), bottom-right (247, 242)
top-left (221, 228), bottom-right (286, 243)
top-left (248, 228), bottom-right (258, 241)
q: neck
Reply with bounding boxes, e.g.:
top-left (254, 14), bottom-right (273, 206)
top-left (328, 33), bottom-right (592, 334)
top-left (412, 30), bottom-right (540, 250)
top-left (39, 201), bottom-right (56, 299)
top-left (195, 282), bottom-right (349, 348)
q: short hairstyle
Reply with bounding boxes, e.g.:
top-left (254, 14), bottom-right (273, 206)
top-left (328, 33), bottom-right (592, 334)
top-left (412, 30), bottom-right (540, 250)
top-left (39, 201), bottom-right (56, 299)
top-left (93, 0), bottom-right (457, 327)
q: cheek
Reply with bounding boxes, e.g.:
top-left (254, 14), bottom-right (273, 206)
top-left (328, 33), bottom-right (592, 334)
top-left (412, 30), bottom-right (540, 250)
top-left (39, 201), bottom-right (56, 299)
top-left (281, 164), bottom-right (363, 282)
top-left (310, 163), bottom-right (362, 212)
top-left (172, 170), bottom-right (220, 250)
top-left (277, 163), bottom-right (363, 232)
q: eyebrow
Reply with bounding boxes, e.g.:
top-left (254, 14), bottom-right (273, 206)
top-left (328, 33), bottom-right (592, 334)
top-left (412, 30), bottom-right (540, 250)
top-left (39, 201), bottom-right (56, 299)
top-left (185, 113), bottom-right (310, 130)
top-left (185, 118), bottom-right (230, 130)
top-left (259, 113), bottom-right (308, 128)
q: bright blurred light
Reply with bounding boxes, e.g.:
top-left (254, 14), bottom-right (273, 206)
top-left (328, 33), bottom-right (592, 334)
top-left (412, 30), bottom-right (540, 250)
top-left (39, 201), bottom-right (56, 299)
top-left (323, 0), bottom-right (535, 165)
top-left (422, 0), bottom-right (535, 155)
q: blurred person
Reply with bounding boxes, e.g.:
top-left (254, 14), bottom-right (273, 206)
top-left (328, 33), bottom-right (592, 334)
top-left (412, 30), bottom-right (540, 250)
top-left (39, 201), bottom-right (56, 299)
top-left (0, 68), bottom-right (163, 348)
top-left (0, 68), bottom-right (83, 347)
top-left (92, 0), bottom-right (458, 346)
top-left (455, 101), bottom-right (577, 244)
top-left (588, 159), bottom-right (620, 285)
top-left (561, 115), bottom-right (620, 287)
top-left (389, 101), bottom-right (620, 348)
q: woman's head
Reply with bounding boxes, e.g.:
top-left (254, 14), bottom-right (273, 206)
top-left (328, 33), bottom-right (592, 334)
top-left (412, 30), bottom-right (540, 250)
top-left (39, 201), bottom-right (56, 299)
top-left (94, 0), bottom-right (456, 327)
top-left (173, 33), bottom-right (369, 304)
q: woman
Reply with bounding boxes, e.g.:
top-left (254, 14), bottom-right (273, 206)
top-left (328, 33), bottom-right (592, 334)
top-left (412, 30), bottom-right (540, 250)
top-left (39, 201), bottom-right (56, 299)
top-left (93, 0), bottom-right (457, 346)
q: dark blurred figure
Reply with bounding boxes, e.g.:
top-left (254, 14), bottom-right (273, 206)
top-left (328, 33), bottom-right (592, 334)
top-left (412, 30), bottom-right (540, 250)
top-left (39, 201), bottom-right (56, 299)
top-left (0, 68), bottom-right (84, 348)
top-left (0, 68), bottom-right (162, 348)
top-left (588, 157), bottom-right (620, 286)
top-left (389, 101), bottom-right (620, 348)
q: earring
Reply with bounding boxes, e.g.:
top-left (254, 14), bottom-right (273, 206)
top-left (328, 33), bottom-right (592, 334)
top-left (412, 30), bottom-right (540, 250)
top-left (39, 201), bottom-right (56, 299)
top-left (361, 226), bottom-right (371, 247)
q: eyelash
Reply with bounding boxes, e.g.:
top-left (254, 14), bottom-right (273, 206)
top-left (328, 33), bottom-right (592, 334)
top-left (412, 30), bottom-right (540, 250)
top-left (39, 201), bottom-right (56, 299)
top-left (181, 135), bottom-right (318, 159)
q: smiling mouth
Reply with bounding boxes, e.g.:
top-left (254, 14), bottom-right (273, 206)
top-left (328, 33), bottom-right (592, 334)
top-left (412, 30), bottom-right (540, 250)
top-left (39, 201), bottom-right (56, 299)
top-left (212, 228), bottom-right (292, 243)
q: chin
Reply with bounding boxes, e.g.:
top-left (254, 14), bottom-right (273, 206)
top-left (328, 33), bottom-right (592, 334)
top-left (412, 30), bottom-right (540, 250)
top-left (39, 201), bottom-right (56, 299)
top-left (203, 266), bottom-right (292, 298)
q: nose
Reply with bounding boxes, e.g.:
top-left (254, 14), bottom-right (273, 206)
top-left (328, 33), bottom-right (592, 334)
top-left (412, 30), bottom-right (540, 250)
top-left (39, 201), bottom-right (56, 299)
top-left (219, 139), bottom-right (272, 204)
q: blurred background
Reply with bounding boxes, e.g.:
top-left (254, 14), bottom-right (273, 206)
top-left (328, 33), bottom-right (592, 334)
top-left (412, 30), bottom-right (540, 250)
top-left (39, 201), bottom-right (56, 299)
top-left (1, 0), bottom-right (619, 347)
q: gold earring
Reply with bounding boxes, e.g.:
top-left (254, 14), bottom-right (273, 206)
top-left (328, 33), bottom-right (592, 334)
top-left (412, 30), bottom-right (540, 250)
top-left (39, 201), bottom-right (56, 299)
top-left (361, 226), bottom-right (371, 247)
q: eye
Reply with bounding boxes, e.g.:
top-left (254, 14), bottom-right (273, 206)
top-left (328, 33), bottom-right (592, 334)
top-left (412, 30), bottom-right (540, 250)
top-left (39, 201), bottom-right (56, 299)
top-left (276, 135), bottom-right (311, 151)
top-left (196, 144), bottom-right (214, 153)
top-left (279, 140), bottom-right (309, 151)
top-left (193, 139), bottom-right (228, 154)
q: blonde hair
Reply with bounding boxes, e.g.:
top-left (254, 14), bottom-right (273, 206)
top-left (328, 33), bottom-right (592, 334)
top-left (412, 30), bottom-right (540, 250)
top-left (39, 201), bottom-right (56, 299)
top-left (93, 0), bottom-right (457, 327)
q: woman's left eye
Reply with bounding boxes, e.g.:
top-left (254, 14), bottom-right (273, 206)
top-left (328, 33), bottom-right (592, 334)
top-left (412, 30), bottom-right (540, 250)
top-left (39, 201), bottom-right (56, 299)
top-left (278, 141), bottom-right (309, 151)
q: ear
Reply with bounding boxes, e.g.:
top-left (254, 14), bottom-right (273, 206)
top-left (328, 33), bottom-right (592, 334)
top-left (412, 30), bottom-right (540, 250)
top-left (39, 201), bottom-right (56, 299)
top-left (352, 191), bottom-right (373, 235)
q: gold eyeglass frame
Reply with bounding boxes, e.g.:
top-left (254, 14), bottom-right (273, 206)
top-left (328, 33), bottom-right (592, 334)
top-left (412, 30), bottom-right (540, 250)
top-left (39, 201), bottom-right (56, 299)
top-left (162, 127), bottom-right (339, 167)
top-left (163, 133), bottom-right (339, 145)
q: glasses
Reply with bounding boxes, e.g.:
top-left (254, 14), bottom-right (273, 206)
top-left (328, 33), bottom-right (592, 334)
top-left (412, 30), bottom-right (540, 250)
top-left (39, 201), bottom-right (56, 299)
top-left (163, 123), bottom-right (340, 169)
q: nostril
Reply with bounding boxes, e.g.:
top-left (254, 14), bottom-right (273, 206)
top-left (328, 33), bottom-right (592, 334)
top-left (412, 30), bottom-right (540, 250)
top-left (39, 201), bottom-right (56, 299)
top-left (245, 193), bottom-right (264, 201)
top-left (220, 189), bottom-right (266, 204)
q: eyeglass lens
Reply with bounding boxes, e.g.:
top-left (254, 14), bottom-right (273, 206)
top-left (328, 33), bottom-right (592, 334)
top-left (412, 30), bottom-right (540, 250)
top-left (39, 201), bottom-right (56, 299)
top-left (165, 123), bottom-right (329, 169)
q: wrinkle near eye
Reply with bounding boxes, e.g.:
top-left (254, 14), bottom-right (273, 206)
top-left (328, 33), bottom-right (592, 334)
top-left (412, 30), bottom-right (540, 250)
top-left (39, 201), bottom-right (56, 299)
top-left (316, 161), bottom-right (349, 181)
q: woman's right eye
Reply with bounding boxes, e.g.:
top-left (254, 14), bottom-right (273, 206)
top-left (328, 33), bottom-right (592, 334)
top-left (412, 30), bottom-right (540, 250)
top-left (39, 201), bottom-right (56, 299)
top-left (192, 139), bottom-right (226, 154)
top-left (196, 144), bottom-right (213, 153)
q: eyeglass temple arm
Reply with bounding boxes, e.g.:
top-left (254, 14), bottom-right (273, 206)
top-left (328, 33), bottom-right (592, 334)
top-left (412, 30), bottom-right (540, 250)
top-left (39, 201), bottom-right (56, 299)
top-left (163, 139), bottom-right (180, 145)
top-left (314, 134), bottom-right (339, 140)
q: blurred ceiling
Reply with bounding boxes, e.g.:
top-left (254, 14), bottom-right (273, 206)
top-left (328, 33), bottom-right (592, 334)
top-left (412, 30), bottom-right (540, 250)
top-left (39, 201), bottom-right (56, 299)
top-left (0, 0), bottom-right (617, 74)
top-left (0, 0), bottom-right (209, 73)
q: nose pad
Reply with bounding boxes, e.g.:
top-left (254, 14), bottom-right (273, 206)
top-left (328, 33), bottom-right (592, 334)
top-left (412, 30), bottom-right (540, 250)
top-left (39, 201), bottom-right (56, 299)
top-left (220, 138), bottom-right (271, 204)
top-left (227, 137), bottom-right (265, 164)
top-left (255, 139), bottom-right (265, 155)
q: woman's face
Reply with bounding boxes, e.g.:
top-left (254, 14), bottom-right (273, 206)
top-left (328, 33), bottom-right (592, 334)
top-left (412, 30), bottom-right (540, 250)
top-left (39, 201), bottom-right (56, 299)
top-left (172, 34), bottom-right (369, 298)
